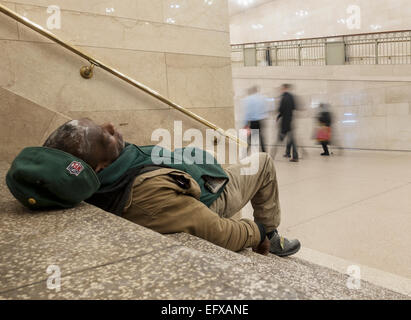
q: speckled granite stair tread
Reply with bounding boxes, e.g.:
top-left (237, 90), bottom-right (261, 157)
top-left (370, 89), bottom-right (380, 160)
top-left (167, 233), bottom-right (408, 300)
top-left (0, 201), bottom-right (185, 293)
top-left (0, 161), bottom-right (14, 202)
top-left (0, 245), bottom-right (303, 300)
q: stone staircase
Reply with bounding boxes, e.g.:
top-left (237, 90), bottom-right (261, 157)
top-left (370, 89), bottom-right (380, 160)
top-left (167, 233), bottom-right (407, 300)
top-left (0, 161), bottom-right (408, 300)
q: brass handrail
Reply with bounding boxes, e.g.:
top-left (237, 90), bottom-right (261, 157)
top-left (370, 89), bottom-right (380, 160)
top-left (0, 3), bottom-right (247, 147)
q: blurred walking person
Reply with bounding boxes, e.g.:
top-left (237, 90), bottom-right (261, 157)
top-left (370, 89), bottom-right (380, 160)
top-left (316, 103), bottom-right (333, 156)
top-left (277, 84), bottom-right (299, 162)
top-left (242, 86), bottom-right (268, 153)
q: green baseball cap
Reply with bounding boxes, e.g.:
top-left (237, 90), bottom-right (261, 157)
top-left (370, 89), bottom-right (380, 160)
top-left (6, 147), bottom-right (101, 210)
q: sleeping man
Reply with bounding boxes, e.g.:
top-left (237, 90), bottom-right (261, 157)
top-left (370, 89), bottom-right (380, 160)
top-left (9, 118), bottom-right (301, 257)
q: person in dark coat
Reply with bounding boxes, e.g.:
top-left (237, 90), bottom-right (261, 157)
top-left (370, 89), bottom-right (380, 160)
top-left (277, 84), bottom-right (299, 162)
top-left (316, 103), bottom-right (333, 156)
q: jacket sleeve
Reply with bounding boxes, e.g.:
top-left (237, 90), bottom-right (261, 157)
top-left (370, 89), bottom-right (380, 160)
top-left (290, 94), bottom-right (296, 110)
top-left (277, 103), bottom-right (283, 121)
top-left (123, 174), bottom-right (263, 252)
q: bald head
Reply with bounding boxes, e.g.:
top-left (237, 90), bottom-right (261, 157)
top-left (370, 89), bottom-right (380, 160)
top-left (43, 118), bottom-right (125, 172)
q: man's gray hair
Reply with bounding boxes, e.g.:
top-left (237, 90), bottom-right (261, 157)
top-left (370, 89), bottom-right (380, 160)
top-left (43, 120), bottom-right (97, 168)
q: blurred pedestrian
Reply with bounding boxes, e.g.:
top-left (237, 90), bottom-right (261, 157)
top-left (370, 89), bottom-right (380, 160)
top-left (277, 84), bottom-right (299, 162)
top-left (315, 103), bottom-right (333, 156)
top-left (242, 86), bottom-right (268, 153)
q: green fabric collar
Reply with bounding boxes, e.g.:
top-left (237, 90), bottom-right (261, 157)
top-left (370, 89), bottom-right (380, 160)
top-left (97, 143), bottom-right (229, 207)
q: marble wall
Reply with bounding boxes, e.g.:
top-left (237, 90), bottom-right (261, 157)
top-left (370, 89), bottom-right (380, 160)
top-left (230, 0), bottom-right (411, 44)
top-left (233, 65), bottom-right (411, 151)
top-left (0, 0), bottom-right (235, 161)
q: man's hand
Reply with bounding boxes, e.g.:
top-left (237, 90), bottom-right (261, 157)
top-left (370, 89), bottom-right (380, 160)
top-left (252, 236), bottom-right (270, 256)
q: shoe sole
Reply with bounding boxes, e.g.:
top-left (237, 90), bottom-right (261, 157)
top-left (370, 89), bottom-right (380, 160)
top-left (271, 242), bottom-right (301, 257)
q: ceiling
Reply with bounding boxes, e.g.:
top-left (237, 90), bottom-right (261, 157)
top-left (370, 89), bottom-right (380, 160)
top-left (228, 0), bottom-right (273, 16)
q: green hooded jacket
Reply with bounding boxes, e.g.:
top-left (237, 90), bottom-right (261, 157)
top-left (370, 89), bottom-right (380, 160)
top-left (96, 144), bottom-right (229, 207)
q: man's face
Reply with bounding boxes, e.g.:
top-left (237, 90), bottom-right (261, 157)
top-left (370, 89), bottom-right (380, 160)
top-left (76, 118), bottom-right (125, 171)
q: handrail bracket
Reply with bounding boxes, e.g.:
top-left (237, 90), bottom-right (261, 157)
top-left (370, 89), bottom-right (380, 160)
top-left (80, 62), bottom-right (96, 79)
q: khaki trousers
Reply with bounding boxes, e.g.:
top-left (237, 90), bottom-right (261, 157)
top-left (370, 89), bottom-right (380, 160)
top-left (209, 152), bottom-right (281, 233)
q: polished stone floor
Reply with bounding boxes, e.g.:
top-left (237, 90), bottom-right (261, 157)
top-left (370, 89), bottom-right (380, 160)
top-left (242, 148), bottom-right (411, 280)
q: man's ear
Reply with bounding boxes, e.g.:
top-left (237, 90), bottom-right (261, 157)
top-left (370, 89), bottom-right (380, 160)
top-left (95, 163), bottom-right (106, 173)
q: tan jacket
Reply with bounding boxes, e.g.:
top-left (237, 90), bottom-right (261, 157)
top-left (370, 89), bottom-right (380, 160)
top-left (122, 168), bottom-right (262, 252)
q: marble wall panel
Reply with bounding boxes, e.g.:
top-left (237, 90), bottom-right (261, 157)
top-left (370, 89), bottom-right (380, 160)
top-left (15, 4), bottom-right (231, 58)
top-left (386, 116), bottom-right (411, 150)
top-left (0, 2), bottom-right (18, 40)
top-left (166, 54), bottom-right (234, 109)
top-left (0, 40), bottom-right (168, 114)
top-left (385, 85), bottom-right (411, 104)
top-left (84, 46), bottom-right (169, 97)
top-left (163, 0), bottom-right (229, 32)
top-left (386, 103), bottom-right (410, 116)
top-left (0, 87), bottom-right (70, 161)
top-left (3, 0), bottom-right (164, 23)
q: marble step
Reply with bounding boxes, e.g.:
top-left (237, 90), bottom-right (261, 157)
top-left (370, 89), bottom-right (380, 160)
top-left (167, 233), bottom-right (408, 300)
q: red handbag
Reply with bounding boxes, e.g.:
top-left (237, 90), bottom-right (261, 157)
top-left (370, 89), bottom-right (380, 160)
top-left (316, 126), bottom-right (331, 142)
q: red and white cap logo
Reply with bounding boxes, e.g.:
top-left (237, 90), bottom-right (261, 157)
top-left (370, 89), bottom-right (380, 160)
top-left (66, 161), bottom-right (84, 176)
